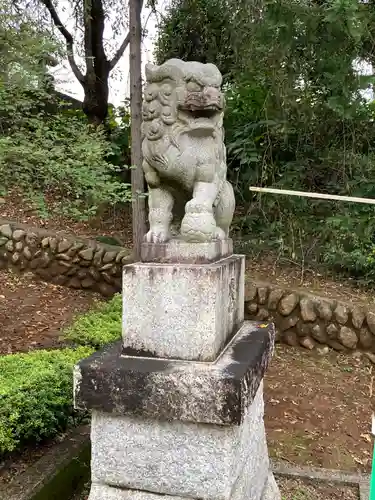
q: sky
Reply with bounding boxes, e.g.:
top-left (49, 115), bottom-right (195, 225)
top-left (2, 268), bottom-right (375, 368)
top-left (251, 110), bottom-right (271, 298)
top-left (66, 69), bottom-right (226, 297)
top-left (49, 2), bottom-right (165, 106)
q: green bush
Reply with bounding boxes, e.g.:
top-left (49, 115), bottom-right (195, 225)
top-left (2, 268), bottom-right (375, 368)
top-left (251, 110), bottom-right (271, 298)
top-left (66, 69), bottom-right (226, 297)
top-left (0, 346), bottom-right (93, 455)
top-left (63, 294), bottom-right (122, 349)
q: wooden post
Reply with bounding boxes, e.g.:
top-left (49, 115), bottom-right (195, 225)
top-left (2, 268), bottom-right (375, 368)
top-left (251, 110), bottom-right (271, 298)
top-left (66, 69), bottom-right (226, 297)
top-left (129, 0), bottom-right (146, 260)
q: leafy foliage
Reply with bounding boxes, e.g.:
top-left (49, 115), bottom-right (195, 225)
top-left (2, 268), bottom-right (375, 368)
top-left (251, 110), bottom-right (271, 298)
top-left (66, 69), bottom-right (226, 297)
top-left (0, 347), bottom-right (93, 455)
top-left (63, 294), bottom-right (122, 348)
top-left (157, 0), bottom-right (375, 284)
top-left (0, 5), bottom-right (131, 219)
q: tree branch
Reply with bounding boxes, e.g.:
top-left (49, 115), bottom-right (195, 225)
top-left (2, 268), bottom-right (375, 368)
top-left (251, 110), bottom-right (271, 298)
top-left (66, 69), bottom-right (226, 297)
top-left (109, 0), bottom-right (144, 71)
top-left (109, 31), bottom-right (130, 70)
top-left (40, 0), bottom-right (85, 83)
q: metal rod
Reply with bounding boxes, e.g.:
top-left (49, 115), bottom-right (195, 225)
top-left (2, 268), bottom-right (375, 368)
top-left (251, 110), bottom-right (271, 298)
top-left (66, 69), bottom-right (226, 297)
top-left (249, 187), bottom-right (375, 205)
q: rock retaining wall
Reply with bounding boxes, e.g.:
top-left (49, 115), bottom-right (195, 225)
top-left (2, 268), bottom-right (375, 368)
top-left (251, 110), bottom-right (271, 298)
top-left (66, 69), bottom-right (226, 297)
top-left (245, 282), bottom-right (375, 359)
top-left (0, 221), bottom-right (130, 296)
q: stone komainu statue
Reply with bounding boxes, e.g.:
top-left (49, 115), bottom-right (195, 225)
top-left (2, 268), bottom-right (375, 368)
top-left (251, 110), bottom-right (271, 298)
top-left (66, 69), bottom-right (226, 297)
top-left (142, 59), bottom-right (235, 243)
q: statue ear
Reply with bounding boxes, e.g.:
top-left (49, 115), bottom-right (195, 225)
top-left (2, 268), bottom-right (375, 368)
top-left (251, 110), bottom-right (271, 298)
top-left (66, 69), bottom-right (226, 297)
top-left (145, 63), bottom-right (158, 82)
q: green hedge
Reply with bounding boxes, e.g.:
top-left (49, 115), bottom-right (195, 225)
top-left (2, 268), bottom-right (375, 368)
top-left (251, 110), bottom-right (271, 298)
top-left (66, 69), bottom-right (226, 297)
top-left (0, 346), bottom-right (93, 455)
top-left (62, 294), bottom-right (122, 348)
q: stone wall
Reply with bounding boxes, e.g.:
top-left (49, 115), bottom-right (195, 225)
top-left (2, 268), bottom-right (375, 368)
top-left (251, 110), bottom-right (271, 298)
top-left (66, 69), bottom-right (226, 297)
top-left (245, 282), bottom-right (375, 358)
top-left (0, 221), bottom-right (130, 296)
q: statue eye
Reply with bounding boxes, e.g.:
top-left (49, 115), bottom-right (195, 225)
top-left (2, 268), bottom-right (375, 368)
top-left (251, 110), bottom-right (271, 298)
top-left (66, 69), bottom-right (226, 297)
top-left (186, 81), bottom-right (201, 92)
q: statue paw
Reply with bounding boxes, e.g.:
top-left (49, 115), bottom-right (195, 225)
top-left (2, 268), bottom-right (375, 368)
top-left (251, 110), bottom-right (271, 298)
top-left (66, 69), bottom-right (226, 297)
top-left (144, 229), bottom-right (171, 243)
top-left (214, 227), bottom-right (226, 240)
top-left (185, 200), bottom-right (212, 214)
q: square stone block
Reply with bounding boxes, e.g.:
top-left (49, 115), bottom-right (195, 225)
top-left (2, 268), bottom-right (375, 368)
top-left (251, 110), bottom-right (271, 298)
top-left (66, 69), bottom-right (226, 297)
top-left (122, 255), bottom-right (245, 361)
top-left (75, 322), bottom-right (275, 426)
top-left (141, 238), bottom-right (233, 264)
top-left (90, 383), bottom-right (268, 500)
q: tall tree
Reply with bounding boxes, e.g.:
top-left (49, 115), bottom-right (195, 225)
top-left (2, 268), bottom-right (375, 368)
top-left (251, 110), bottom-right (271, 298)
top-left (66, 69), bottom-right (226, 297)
top-left (37, 0), bottom-right (133, 125)
top-left (129, 0), bottom-right (146, 259)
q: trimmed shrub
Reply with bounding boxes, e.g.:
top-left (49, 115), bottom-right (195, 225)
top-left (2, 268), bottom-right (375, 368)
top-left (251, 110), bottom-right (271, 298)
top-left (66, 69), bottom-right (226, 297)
top-left (63, 294), bottom-right (122, 349)
top-left (0, 346), bottom-right (93, 455)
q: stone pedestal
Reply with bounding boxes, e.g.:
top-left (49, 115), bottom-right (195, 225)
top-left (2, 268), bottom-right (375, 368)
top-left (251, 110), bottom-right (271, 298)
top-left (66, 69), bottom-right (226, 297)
top-left (74, 239), bottom-right (281, 500)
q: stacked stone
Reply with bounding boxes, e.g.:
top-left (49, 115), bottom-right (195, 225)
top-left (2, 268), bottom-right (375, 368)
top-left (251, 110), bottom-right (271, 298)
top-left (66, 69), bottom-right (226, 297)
top-left (74, 239), bottom-right (281, 500)
top-left (0, 223), bottom-right (129, 295)
top-left (245, 283), bottom-right (375, 360)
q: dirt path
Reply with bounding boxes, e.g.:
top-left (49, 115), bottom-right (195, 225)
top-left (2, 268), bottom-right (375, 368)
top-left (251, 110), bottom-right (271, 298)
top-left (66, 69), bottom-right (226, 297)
top-left (265, 345), bottom-right (372, 473)
top-left (0, 269), bottom-right (103, 354)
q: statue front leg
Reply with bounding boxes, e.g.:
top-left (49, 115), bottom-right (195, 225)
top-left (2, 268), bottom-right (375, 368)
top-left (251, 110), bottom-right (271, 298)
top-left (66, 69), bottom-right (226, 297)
top-left (181, 181), bottom-right (225, 242)
top-left (145, 187), bottom-right (174, 243)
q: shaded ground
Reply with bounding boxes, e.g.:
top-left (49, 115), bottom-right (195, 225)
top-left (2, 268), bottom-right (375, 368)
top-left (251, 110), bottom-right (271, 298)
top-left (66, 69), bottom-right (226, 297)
top-left (265, 344), bottom-right (372, 473)
top-left (72, 478), bottom-right (359, 500)
top-left (0, 269), bottom-right (103, 354)
top-left (276, 477), bottom-right (359, 499)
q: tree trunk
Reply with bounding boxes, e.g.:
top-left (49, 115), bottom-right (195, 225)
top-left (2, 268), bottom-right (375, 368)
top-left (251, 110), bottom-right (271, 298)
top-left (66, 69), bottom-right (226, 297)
top-left (129, 0), bottom-right (146, 259)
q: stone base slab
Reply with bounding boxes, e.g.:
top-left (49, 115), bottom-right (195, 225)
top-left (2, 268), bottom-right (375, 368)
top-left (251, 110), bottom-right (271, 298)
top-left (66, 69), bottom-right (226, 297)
top-left (74, 322), bottom-right (275, 426)
top-left (141, 238), bottom-right (233, 264)
top-left (88, 472), bottom-right (280, 500)
top-left (122, 255), bottom-right (245, 361)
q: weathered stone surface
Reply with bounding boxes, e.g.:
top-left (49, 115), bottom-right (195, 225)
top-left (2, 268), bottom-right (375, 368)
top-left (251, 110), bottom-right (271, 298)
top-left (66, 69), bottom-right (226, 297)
top-left (74, 322), bottom-right (275, 425)
top-left (334, 304), bottom-right (349, 325)
top-left (141, 240), bottom-right (234, 264)
top-left (365, 352), bottom-right (375, 364)
top-left (261, 474), bottom-right (282, 500)
top-left (316, 300), bottom-right (333, 321)
top-left (99, 282), bottom-right (116, 297)
top-left (93, 248), bottom-right (105, 267)
top-left (58, 239), bottom-right (71, 253)
top-left (359, 328), bottom-right (374, 349)
top-left (296, 321), bottom-right (311, 337)
top-left (5, 240), bottom-right (14, 252)
top-left (25, 232), bottom-right (39, 247)
top-left (351, 307), bottom-right (365, 329)
top-left (280, 315), bottom-right (299, 332)
top-left (68, 277), bottom-right (82, 289)
top-left (0, 237), bottom-right (7, 246)
top-left (311, 324), bottom-right (327, 344)
top-left (257, 287), bottom-right (268, 305)
top-left (326, 323), bottom-right (338, 339)
top-left (300, 336), bottom-right (315, 350)
top-left (267, 289), bottom-right (284, 311)
top-left (256, 308), bottom-right (269, 321)
top-left (246, 302), bottom-right (258, 315)
top-left (89, 268), bottom-right (101, 281)
top-left (79, 248), bottom-right (95, 261)
top-left (49, 237), bottom-right (58, 252)
top-left (245, 285), bottom-right (257, 302)
top-left (14, 241), bottom-right (23, 251)
top-left (278, 293), bottom-right (299, 316)
top-left (300, 297), bottom-right (316, 322)
top-left (366, 311), bottom-right (375, 334)
top-left (116, 249), bottom-right (130, 263)
top-left (283, 329), bottom-right (298, 346)
top-left (11, 252), bottom-right (20, 264)
top-left (142, 60), bottom-right (234, 243)
top-left (89, 387), bottom-right (268, 500)
top-left (82, 277), bottom-right (95, 288)
top-left (23, 246), bottom-right (32, 260)
top-left (0, 224), bottom-right (12, 239)
top-left (316, 345), bottom-right (329, 356)
top-left (103, 251), bottom-right (118, 264)
top-left (327, 339), bottom-right (347, 351)
top-left (338, 326), bottom-right (358, 349)
top-left (41, 237), bottom-right (50, 248)
top-left (12, 229), bottom-right (25, 241)
top-left (122, 256), bottom-right (245, 361)
top-left (99, 263), bottom-right (114, 271)
top-left (56, 253), bottom-right (72, 262)
top-left (89, 484), bottom-right (189, 500)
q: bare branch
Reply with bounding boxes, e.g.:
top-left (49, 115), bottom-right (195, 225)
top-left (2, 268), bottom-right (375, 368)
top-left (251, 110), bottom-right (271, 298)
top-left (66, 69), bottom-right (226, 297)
top-left (109, 0), bottom-right (144, 71)
top-left (40, 0), bottom-right (85, 83)
top-left (108, 31), bottom-right (130, 70)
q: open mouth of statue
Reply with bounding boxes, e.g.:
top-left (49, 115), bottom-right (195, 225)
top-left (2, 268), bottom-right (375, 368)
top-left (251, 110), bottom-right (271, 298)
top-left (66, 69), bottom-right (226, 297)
top-left (187, 107), bottom-right (220, 119)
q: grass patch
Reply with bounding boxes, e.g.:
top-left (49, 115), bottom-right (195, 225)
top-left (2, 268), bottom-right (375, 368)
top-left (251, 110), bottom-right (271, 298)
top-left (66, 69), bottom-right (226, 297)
top-left (0, 346), bottom-right (93, 455)
top-left (62, 294), bottom-right (122, 349)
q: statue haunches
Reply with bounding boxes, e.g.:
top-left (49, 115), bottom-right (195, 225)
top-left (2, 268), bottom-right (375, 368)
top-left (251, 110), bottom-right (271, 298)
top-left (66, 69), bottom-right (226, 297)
top-left (141, 59), bottom-right (235, 243)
